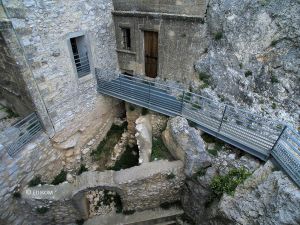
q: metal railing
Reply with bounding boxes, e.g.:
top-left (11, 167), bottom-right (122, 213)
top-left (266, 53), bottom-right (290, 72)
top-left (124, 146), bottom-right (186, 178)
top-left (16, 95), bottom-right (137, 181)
top-left (73, 53), bottom-right (91, 78)
top-left (96, 73), bottom-right (300, 186)
top-left (1, 113), bottom-right (43, 157)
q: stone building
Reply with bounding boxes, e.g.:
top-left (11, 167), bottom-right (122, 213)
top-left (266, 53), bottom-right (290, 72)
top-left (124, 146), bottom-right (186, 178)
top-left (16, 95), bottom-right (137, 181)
top-left (0, 0), bottom-right (208, 223)
top-left (112, 0), bottom-right (208, 82)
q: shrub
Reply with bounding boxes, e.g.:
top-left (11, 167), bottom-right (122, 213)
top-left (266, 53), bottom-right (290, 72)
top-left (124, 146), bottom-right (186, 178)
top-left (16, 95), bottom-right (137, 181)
top-left (36, 207), bottom-right (49, 214)
top-left (77, 164), bottom-right (88, 175)
top-left (12, 192), bottom-right (21, 198)
top-left (245, 70), bottom-right (252, 77)
top-left (214, 32), bottom-right (223, 40)
top-left (90, 123), bottom-right (126, 162)
top-left (239, 63), bottom-right (243, 69)
top-left (5, 107), bottom-right (19, 118)
top-left (166, 172), bottom-right (176, 180)
top-left (210, 168), bottom-right (251, 198)
top-left (271, 75), bottom-right (279, 83)
top-left (51, 170), bottom-right (67, 185)
top-left (28, 176), bottom-right (45, 187)
top-left (192, 167), bottom-right (207, 179)
top-left (141, 107), bottom-right (149, 115)
top-left (129, 104), bottom-right (135, 111)
top-left (272, 103), bottom-right (277, 109)
top-left (271, 40), bottom-right (278, 46)
top-left (198, 72), bottom-right (211, 86)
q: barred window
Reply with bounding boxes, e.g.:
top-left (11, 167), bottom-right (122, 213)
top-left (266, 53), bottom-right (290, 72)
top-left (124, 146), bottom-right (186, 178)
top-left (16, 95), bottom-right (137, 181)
top-left (70, 36), bottom-right (91, 78)
top-left (121, 28), bottom-right (131, 50)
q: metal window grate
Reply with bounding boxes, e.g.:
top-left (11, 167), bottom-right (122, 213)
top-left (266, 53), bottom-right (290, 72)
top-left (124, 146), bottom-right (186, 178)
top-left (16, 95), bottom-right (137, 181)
top-left (122, 28), bottom-right (131, 50)
top-left (73, 53), bottom-right (91, 78)
top-left (3, 112), bottom-right (43, 157)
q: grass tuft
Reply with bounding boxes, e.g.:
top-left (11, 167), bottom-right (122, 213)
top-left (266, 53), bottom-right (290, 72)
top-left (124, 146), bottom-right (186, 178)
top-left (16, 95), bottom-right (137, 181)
top-left (28, 176), bottom-right (45, 187)
top-left (210, 168), bottom-right (251, 198)
top-left (77, 164), bottom-right (88, 175)
top-left (51, 170), bottom-right (67, 185)
top-left (151, 137), bottom-right (173, 161)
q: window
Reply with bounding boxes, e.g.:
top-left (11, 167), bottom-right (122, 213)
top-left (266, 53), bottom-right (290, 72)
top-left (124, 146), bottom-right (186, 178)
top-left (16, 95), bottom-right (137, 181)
top-left (70, 36), bottom-right (91, 78)
top-left (121, 28), bottom-right (131, 50)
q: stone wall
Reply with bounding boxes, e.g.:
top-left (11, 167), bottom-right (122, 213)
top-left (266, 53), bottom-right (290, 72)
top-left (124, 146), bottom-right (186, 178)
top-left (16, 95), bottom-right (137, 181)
top-left (21, 160), bottom-right (185, 224)
top-left (1, 0), bottom-right (120, 133)
top-left (0, 21), bottom-right (34, 116)
top-left (112, 0), bottom-right (208, 17)
top-left (0, 133), bottom-right (63, 225)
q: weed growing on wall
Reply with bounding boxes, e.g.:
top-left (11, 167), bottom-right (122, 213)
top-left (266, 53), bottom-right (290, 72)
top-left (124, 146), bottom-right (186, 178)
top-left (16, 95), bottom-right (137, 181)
top-left (51, 170), bottom-right (67, 185)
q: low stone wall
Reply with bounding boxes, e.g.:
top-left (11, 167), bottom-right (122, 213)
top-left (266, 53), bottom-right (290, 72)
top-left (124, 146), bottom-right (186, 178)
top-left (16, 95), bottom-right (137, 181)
top-left (0, 133), bottom-right (64, 224)
top-left (22, 160), bottom-right (185, 224)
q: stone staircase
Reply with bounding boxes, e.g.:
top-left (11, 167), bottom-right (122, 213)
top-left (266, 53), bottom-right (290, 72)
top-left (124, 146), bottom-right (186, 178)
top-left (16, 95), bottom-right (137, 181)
top-left (84, 207), bottom-right (183, 225)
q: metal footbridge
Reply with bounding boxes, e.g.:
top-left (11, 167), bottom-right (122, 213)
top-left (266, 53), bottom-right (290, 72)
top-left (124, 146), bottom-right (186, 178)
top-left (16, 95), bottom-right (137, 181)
top-left (96, 73), bottom-right (300, 187)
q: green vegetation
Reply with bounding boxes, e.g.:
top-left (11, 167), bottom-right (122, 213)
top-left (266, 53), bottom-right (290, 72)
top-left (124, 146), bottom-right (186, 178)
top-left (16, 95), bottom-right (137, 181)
top-left (151, 137), bottom-right (173, 161)
top-left (90, 123), bottom-right (126, 162)
top-left (202, 133), bottom-right (225, 157)
top-left (141, 107), bottom-right (149, 115)
top-left (239, 63), bottom-right (243, 69)
top-left (12, 192), bottom-right (21, 198)
top-left (111, 145), bottom-right (139, 171)
top-left (166, 172), bottom-right (176, 180)
top-left (272, 103), bottom-right (277, 109)
top-left (271, 75), bottom-right (279, 83)
top-left (36, 207), bottom-right (49, 214)
top-left (245, 70), bottom-right (253, 77)
top-left (102, 190), bottom-right (123, 213)
top-left (51, 170), bottom-right (67, 185)
top-left (28, 176), bottom-right (45, 187)
top-left (192, 102), bottom-right (201, 110)
top-left (4, 107), bottom-right (19, 119)
top-left (129, 104), bottom-right (135, 111)
top-left (210, 168), bottom-right (251, 198)
top-left (214, 32), bottom-right (223, 40)
top-left (271, 40), bottom-right (278, 46)
top-left (198, 72), bottom-right (211, 86)
top-left (201, 133), bottom-right (225, 156)
top-left (77, 164), bottom-right (88, 175)
top-left (192, 167), bottom-right (208, 179)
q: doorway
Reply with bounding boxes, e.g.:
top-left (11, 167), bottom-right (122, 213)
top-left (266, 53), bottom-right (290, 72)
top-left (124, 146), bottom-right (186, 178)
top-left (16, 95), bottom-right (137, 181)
top-left (144, 31), bottom-right (158, 78)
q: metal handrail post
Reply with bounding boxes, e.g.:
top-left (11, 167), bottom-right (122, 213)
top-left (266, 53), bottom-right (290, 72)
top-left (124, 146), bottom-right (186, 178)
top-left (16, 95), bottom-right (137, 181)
top-left (270, 125), bottom-right (287, 154)
top-left (180, 91), bottom-right (185, 116)
top-left (148, 81), bottom-right (151, 109)
top-left (218, 105), bottom-right (228, 132)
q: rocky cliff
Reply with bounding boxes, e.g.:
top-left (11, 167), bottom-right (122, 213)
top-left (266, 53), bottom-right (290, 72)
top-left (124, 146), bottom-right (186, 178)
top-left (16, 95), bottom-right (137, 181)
top-left (193, 0), bottom-right (300, 127)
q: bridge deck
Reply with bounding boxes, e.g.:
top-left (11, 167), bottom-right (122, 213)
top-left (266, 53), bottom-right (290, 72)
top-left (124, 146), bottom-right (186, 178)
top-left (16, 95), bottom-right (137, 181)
top-left (96, 73), bottom-right (300, 187)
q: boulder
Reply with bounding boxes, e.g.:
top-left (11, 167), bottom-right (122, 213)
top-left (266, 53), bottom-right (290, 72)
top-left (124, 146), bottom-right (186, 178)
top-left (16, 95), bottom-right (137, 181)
top-left (162, 116), bottom-right (211, 176)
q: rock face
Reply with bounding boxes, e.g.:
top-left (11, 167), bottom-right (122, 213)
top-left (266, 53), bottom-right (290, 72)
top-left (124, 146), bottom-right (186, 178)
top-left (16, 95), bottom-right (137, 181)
top-left (162, 116), bottom-right (212, 176)
top-left (182, 151), bottom-right (300, 225)
top-left (194, 0), bottom-right (300, 127)
top-left (216, 161), bottom-right (300, 225)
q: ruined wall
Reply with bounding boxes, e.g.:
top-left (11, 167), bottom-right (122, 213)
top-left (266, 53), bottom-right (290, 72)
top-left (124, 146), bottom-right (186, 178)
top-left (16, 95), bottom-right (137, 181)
top-left (21, 160), bottom-right (185, 224)
top-left (0, 133), bottom-right (63, 224)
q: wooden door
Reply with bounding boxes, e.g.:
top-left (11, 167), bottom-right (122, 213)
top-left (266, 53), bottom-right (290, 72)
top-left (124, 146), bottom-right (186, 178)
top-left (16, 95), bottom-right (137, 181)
top-left (144, 31), bottom-right (158, 78)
